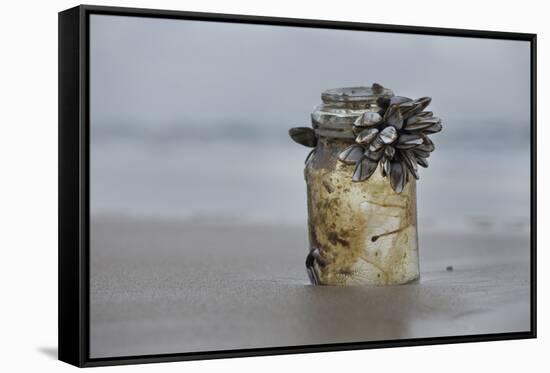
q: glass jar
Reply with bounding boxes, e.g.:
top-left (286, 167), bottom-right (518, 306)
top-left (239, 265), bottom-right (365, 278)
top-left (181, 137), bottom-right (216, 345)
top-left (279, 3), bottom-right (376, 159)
top-left (304, 86), bottom-right (420, 285)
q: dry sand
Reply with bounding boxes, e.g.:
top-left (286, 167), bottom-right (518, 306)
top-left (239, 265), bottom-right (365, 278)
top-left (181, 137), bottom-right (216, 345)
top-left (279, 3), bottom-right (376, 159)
top-left (89, 217), bottom-right (530, 358)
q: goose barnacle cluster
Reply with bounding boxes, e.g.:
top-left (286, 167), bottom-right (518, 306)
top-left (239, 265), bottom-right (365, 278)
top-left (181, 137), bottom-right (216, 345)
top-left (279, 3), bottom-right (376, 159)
top-left (338, 87), bottom-right (442, 192)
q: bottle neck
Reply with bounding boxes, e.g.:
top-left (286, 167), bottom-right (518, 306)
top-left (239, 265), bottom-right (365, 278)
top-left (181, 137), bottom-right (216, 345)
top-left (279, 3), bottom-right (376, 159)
top-left (312, 86), bottom-right (394, 140)
top-left (312, 103), bottom-right (379, 141)
top-left (317, 136), bottom-right (354, 151)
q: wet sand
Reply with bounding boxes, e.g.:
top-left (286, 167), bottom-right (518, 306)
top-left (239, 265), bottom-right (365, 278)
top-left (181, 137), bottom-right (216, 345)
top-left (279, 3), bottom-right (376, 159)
top-left (89, 217), bottom-right (530, 358)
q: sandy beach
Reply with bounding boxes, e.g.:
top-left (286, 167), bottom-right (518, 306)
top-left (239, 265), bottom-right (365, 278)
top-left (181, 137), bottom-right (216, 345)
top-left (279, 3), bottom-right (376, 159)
top-left (89, 217), bottom-right (530, 358)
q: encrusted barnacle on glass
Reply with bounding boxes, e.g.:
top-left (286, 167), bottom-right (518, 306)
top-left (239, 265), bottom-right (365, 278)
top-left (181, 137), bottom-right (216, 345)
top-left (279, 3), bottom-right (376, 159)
top-left (341, 92), bottom-right (441, 192)
top-left (289, 83), bottom-right (443, 286)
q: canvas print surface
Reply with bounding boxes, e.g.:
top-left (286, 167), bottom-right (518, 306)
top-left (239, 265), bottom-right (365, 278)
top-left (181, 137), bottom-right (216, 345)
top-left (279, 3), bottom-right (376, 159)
top-left (89, 14), bottom-right (531, 358)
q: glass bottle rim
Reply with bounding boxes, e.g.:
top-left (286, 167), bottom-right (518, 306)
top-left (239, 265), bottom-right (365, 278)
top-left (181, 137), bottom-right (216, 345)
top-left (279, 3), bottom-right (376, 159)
top-left (321, 86), bottom-right (394, 105)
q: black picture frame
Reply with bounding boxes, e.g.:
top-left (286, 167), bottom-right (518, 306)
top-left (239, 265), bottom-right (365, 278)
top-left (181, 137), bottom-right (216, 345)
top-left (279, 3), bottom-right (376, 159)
top-left (58, 4), bottom-right (537, 367)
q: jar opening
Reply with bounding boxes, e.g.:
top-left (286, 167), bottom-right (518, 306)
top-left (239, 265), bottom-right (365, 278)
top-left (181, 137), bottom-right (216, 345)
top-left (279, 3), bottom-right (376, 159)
top-left (321, 86), bottom-right (393, 105)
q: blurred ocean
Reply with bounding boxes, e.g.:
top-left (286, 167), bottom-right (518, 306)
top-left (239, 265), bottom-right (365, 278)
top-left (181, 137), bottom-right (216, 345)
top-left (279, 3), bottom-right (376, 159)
top-left (90, 118), bottom-right (530, 233)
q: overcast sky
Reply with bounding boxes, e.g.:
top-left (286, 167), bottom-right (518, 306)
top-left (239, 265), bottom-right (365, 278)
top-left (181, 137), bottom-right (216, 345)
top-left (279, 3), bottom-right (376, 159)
top-left (90, 14), bottom-right (530, 136)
